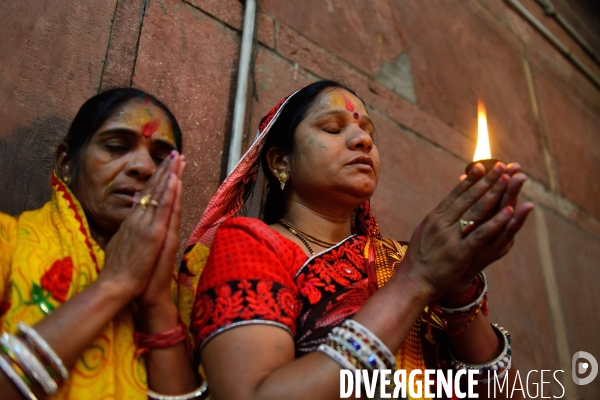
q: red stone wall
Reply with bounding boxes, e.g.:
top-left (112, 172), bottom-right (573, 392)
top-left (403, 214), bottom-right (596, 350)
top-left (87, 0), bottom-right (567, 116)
top-left (1, 0), bottom-right (599, 397)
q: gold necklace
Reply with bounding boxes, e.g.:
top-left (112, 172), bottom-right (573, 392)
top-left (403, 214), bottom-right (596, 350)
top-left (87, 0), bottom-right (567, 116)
top-left (278, 219), bottom-right (338, 253)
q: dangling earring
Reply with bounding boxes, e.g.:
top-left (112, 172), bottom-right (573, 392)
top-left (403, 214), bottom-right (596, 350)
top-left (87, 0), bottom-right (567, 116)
top-left (63, 175), bottom-right (70, 185)
top-left (278, 171), bottom-right (288, 190)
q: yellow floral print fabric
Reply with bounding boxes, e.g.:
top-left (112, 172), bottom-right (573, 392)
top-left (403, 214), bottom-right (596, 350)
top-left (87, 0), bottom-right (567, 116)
top-left (0, 174), bottom-right (147, 399)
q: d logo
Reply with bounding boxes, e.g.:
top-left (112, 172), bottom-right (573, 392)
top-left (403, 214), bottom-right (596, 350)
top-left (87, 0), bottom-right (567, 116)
top-left (572, 351), bottom-right (598, 386)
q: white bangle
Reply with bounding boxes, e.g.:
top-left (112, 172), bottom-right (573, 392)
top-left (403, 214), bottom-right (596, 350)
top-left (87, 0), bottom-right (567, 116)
top-left (342, 319), bottom-right (396, 369)
top-left (1, 332), bottom-right (57, 395)
top-left (147, 379), bottom-right (208, 400)
top-left (0, 354), bottom-right (37, 400)
top-left (437, 272), bottom-right (488, 314)
top-left (449, 323), bottom-right (512, 379)
top-left (17, 322), bottom-right (69, 382)
top-left (317, 344), bottom-right (358, 372)
top-left (331, 328), bottom-right (387, 371)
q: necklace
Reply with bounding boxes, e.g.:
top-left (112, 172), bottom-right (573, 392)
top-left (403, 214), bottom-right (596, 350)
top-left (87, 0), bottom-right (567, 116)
top-left (278, 218), bottom-right (338, 255)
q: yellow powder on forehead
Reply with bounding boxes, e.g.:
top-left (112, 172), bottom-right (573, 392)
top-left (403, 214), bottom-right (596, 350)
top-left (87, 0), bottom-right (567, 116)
top-left (118, 103), bottom-right (175, 144)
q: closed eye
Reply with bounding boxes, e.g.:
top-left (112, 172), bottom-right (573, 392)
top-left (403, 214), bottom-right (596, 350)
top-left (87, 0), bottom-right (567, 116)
top-left (105, 144), bottom-right (129, 153)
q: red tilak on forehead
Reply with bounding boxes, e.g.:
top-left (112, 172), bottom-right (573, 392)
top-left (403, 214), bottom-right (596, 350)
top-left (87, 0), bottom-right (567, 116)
top-left (142, 119), bottom-right (160, 138)
top-left (343, 95), bottom-right (354, 112)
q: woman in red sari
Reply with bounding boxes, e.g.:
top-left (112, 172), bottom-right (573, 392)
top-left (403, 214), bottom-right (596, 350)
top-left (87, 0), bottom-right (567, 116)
top-left (180, 80), bottom-right (533, 399)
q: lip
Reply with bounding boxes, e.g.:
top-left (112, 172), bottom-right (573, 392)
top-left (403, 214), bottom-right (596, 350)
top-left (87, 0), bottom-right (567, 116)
top-left (111, 185), bottom-right (143, 204)
top-left (348, 154), bottom-right (374, 170)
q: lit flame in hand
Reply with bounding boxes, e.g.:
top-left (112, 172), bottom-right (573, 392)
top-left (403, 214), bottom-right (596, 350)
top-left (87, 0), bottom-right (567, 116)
top-left (474, 100), bottom-right (491, 161)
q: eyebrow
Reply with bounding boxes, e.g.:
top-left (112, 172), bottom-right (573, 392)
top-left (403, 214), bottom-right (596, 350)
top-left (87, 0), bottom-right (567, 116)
top-left (97, 128), bottom-right (177, 151)
top-left (315, 110), bottom-right (375, 127)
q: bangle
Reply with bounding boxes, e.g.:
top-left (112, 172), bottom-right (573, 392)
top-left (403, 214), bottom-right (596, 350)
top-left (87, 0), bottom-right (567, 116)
top-left (0, 353), bottom-right (37, 400)
top-left (436, 272), bottom-right (488, 315)
top-left (328, 330), bottom-right (384, 371)
top-left (17, 322), bottom-right (69, 382)
top-left (135, 322), bottom-right (187, 354)
top-left (317, 343), bottom-right (358, 371)
top-left (342, 320), bottom-right (396, 369)
top-left (448, 323), bottom-right (512, 381)
top-left (147, 379), bottom-right (209, 400)
top-left (1, 332), bottom-right (57, 395)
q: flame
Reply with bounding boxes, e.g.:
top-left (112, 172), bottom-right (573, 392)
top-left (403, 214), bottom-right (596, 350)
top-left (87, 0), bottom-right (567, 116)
top-left (473, 99), bottom-right (491, 161)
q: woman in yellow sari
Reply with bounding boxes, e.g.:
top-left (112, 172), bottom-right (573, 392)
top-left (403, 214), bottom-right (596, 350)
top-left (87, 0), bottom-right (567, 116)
top-left (0, 88), bottom-right (203, 399)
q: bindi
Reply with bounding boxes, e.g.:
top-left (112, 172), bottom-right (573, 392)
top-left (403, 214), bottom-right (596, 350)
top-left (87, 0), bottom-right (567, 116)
top-left (353, 112), bottom-right (359, 120)
top-left (142, 119), bottom-right (160, 138)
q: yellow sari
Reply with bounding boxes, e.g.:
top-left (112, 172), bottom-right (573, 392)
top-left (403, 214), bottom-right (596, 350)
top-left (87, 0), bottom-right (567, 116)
top-left (0, 174), bottom-right (147, 399)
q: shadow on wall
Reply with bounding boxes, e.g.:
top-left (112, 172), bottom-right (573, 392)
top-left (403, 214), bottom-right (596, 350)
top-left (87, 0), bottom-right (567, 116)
top-left (0, 115), bottom-right (68, 216)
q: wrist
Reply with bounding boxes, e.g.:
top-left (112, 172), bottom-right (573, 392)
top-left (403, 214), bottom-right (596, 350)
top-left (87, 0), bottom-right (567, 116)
top-left (439, 273), bottom-right (482, 306)
top-left (390, 270), bottom-right (436, 307)
top-left (94, 274), bottom-right (137, 306)
top-left (138, 301), bottom-right (179, 334)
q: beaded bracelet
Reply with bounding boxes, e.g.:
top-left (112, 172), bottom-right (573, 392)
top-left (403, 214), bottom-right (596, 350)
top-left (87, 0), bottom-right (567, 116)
top-left (317, 343), bottom-right (359, 372)
top-left (448, 323), bottom-right (512, 382)
top-left (342, 320), bottom-right (396, 370)
top-left (17, 322), bottom-right (69, 382)
top-left (328, 330), bottom-right (385, 371)
top-left (1, 332), bottom-right (57, 396)
top-left (327, 340), bottom-right (363, 369)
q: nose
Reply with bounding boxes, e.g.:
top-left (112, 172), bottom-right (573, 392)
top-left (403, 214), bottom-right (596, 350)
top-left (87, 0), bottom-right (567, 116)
top-left (347, 126), bottom-right (373, 153)
top-left (124, 149), bottom-right (155, 181)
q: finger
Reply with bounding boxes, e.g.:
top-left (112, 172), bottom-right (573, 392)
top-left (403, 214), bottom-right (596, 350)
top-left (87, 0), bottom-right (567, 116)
top-left (506, 162), bottom-right (521, 176)
top-left (147, 152), bottom-right (179, 204)
top-left (459, 174), bottom-right (467, 182)
top-left (151, 172), bottom-right (178, 228)
top-left (164, 178), bottom-right (182, 256)
top-left (504, 201), bottom-right (534, 233)
top-left (463, 205), bottom-right (514, 251)
top-left (173, 154), bottom-right (186, 180)
top-left (436, 163), bottom-right (486, 213)
top-left (499, 173), bottom-right (526, 210)
top-left (461, 173), bottom-right (510, 223)
top-left (139, 150), bottom-right (176, 199)
top-left (444, 161), bottom-right (507, 222)
top-left (479, 202), bottom-right (534, 258)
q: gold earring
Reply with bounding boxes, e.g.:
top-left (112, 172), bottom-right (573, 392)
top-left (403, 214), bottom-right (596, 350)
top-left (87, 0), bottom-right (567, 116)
top-left (63, 175), bottom-right (70, 185)
top-left (278, 171), bottom-right (288, 190)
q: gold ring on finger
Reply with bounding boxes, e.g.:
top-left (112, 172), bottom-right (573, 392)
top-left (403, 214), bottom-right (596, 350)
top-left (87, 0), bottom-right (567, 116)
top-left (459, 218), bottom-right (476, 235)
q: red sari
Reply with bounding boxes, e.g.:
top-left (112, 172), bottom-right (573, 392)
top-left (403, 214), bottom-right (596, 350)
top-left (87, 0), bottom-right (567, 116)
top-left (179, 90), bottom-right (455, 399)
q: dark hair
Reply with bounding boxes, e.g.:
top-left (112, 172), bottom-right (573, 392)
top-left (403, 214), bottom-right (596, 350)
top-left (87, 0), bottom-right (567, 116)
top-left (260, 80), bottom-right (362, 223)
top-left (63, 88), bottom-right (182, 174)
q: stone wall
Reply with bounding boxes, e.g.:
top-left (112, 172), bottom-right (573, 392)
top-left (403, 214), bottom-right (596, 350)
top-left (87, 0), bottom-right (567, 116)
top-left (1, 0), bottom-right (599, 398)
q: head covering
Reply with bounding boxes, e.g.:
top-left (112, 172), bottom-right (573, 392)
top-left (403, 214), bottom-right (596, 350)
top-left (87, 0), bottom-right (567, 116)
top-left (186, 87), bottom-right (381, 250)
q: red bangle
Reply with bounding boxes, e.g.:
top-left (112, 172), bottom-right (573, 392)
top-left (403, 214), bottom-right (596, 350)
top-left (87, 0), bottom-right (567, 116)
top-left (134, 322), bottom-right (187, 355)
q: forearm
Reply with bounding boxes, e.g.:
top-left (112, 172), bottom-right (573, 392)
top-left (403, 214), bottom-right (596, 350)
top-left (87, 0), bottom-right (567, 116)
top-left (0, 276), bottom-right (131, 399)
top-left (448, 313), bottom-right (517, 399)
top-left (140, 301), bottom-right (198, 394)
top-left (30, 276), bottom-right (131, 368)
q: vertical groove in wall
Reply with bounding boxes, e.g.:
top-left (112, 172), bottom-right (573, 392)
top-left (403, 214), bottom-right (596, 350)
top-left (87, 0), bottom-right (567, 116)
top-left (534, 207), bottom-right (578, 400)
top-left (129, 0), bottom-right (150, 86)
top-left (98, 0), bottom-right (121, 92)
top-left (522, 58), bottom-right (560, 193)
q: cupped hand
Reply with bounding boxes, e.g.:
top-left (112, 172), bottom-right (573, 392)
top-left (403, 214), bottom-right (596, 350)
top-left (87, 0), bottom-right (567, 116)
top-left (99, 151), bottom-right (181, 302)
top-left (448, 163), bottom-right (534, 293)
top-left (401, 162), bottom-right (518, 301)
